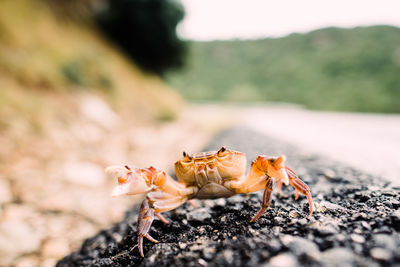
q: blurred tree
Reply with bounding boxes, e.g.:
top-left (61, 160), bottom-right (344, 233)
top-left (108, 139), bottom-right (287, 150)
top-left (96, 0), bottom-right (186, 76)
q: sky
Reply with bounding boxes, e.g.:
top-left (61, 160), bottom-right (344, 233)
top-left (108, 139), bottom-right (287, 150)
top-left (178, 0), bottom-right (400, 41)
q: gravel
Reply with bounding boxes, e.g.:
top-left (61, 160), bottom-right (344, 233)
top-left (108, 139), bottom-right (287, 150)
top-left (57, 127), bottom-right (400, 267)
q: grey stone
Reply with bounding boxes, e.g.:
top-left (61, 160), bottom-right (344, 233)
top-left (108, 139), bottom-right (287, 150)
top-left (372, 234), bottom-right (397, 251)
top-left (350, 234), bottom-right (365, 243)
top-left (321, 248), bottom-right (354, 267)
top-left (316, 225), bottom-right (338, 236)
top-left (285, 236), bottom-right (320, 259)
top-left (360, 221), bottom-right (371, 230)
top-left (186, 208), bottom-right (212, 221)
top-left (202, 246), bottom-right (216, 260)
top-left (266, 253), bottom-right (298, 267)
top-left (318, 201), bottom-right (344, 212)
top-left (370, 248), bottom-right (392, 261)
top-left (222, 249), bottom-right (234, 264)
top-left (321, 168), bottom-right (336, 179)
top-left (391, 210), bottom-right (400, 222)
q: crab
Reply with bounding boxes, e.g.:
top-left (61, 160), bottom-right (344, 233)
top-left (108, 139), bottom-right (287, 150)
top-left (106, 147), bottom-right (313, 257)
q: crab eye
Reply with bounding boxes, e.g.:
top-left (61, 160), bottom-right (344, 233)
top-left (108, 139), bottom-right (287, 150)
top-left (217, 147), bottom-right (229, 158)
top-left (182, 151), bottom-right (192, 163)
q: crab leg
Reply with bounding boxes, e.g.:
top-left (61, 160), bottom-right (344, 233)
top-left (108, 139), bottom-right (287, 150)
top-left (286, 167), bottom-right (313, 215)
top-left (250, 177), bottom-right (273, 222)
top-left (137, 198), bottom-right (159, 257)
top-left (155, 213), bottom-right (169, 224)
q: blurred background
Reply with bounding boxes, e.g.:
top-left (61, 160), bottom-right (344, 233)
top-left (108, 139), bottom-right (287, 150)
top-left (0, 0), bottom-right (399, 266)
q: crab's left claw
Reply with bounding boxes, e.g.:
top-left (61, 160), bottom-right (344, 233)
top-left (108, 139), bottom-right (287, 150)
top-left (106, 165), bottom-right (152, 197)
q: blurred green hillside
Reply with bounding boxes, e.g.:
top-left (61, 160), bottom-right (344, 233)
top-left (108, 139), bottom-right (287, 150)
top-left (0, 0), bottom-right (182, 135)
top-left (167, 26), bottom-right (400, 113)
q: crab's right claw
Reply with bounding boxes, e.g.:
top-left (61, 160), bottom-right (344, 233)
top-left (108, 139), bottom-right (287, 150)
top-left (106, 165), bottom-right (152, 197)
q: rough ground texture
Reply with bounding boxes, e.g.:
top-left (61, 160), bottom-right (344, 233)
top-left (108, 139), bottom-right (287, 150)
top-left (57, 128), bottom-right (400, 267)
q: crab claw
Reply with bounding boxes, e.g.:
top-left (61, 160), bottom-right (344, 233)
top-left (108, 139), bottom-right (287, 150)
top-left (273, 156), bottom-right (289, 186)
top-left (111, 182), bottom-right (132, 197)
top-left (106, 165), bottom-right (152, 197)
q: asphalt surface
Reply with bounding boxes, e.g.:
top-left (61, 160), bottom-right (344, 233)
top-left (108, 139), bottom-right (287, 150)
top-left (242, 106), bottom-right (400, 186)
top-left (57, 128), bottom-right (400, 267)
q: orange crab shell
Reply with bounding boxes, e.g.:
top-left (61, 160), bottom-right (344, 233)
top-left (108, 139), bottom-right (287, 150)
top-left (174, 149), bottom-right (247, 186)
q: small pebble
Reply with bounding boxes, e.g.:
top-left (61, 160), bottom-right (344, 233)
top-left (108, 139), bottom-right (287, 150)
top-left (215, 199), bottom-right (226, 206)
top-left (297, 218), bottom-right (307, 225)
top-left (391, 200), bottom-right (400, 209)
top-left (359, 194), bottom-right (370, 202)
top-left (318, 201), bottom-right (344, 212)
top-left (390, 210), bottom-right (400, 222)
top-left (203, 247), bottom-right (216, 260)
top-left (223, 250), bottom-right (234, 264)
top-left (178, 242), bottom-right (187, 249)
top-left (317, 225), bottom-right (338, 236)
top-left (383, 201), bottom-right (392, 208)
top-left (186, 208), bottom-right (212, 221)
top-left (316, 204), bottom-right (327, 213)
top-left (267, 253), bottom-right (298, 267)
top-left (360, 221), bottom-right (371, 230)
top-left (220, 216), bottom-right (227, 223)
top-left (321, 248), bottom-right (354, 266)
top-left (198, 258), bottom-right (207, 266)
top-left (336, 234), bottom-right (346, 242)
top-left (370, 248), bottom-right (392, 261)
top-left (321, 168), bottom-right (336, 179)
top-left (372, 234), bottom-right (396, 251)
top-left (289, 210), bottom-right (300, 218)
top-left (286, 236), bottom-right (320, 259)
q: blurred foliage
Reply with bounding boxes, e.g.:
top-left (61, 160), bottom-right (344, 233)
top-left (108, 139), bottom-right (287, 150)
top-left (167, 26), bottom-right (400, 113)
top-left (61, 56), bottom-right (113, 90)
top-left (0, 0), bottom-right (112, 91)
top-left (42, 0), bottom-right (98, 22)
top-left (0, 0), bottom-right (183, 133)
top-left (96, 0), bottom-right (187, 76)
